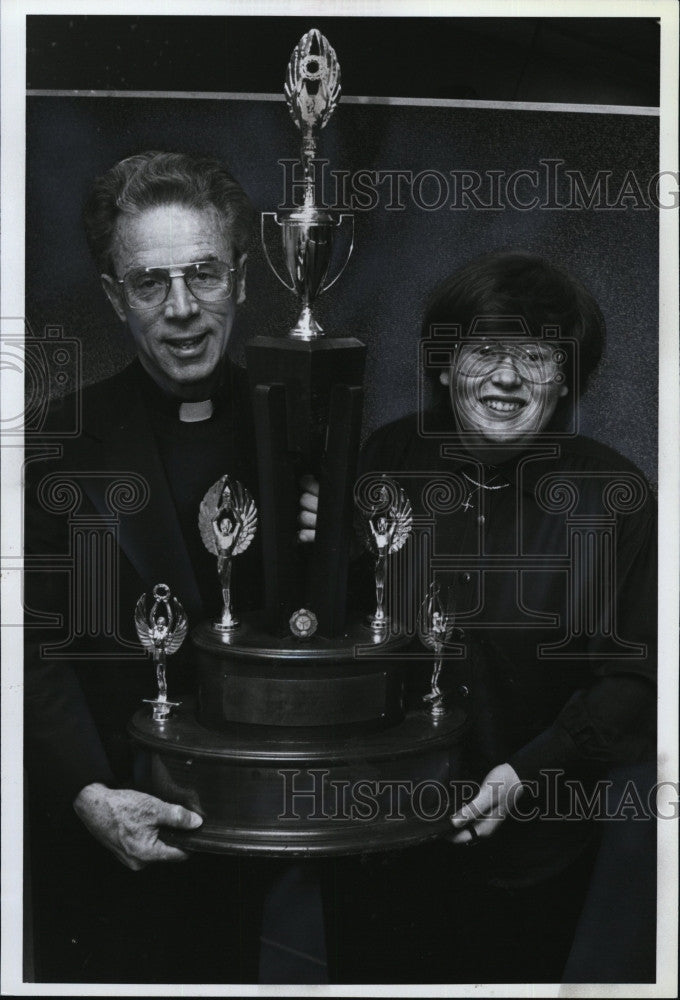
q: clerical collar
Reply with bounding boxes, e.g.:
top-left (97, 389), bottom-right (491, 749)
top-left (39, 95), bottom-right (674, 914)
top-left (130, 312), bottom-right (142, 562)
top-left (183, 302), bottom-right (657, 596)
top-left (134, 362), bottom-right (226, 420)
top-left (178, 399), bottom-right (214, 423)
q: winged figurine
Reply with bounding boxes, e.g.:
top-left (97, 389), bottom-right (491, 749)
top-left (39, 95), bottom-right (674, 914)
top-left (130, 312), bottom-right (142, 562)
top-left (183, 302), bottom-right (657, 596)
top-left (134, 582), bottom-right (187, 721)
top-left (359, 478), bottom-right (413, 631)
top-left (417, 582), bottom-right (455, 719)
top-left (199, 474), bottom-right (258, 631)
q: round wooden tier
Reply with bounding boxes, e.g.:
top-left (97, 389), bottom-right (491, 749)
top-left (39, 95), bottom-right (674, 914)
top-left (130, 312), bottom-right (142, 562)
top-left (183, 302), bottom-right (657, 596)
top-left (191, 616), bottom-right (411, 730)
top-left (130, 615), bottom-right (467, 856)
top-left (130, 699), bottom-right (467, 856)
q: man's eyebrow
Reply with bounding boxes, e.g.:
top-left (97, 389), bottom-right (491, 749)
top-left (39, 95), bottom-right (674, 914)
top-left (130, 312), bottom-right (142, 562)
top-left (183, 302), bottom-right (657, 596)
top-left (138, 255), bottom-right (224, 270)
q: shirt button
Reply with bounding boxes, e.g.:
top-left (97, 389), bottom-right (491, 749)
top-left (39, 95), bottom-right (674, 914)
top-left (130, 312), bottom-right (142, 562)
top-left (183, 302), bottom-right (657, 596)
top-left (459, 572), bottom-right (472, 584)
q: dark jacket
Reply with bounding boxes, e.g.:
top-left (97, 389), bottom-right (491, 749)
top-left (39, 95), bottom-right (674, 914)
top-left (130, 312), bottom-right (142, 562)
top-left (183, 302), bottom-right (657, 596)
top-left (24, 359), bottom-right (259, 810)
top-left (357, 409), bottom-right (657, 885)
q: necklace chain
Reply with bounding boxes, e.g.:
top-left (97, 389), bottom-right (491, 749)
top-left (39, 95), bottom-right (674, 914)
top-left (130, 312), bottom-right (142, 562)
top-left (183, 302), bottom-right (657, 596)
top-left (461, 471), bottom-right (509, 491)
top-left (461, 470), bottom-right (510, 514)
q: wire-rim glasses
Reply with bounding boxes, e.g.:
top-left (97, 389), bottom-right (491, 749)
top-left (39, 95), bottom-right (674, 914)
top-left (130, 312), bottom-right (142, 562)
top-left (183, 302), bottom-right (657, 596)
top-left (116, 260), bottom-right (237, 310)
top-left (454, 340), bottom-right (567, 385)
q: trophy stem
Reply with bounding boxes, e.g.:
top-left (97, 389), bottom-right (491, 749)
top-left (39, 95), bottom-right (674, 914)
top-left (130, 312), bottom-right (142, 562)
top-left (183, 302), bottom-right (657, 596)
top-left (155, 651), bottom-right (168, 701)
top-left (215, 556), bottom-right (240, 632)
top-left (368, 554), bottom-right (390, 631)
top-left (423, 649), bottom-right (448, 719)
top-left (289, 302), bottom-right (324, 341)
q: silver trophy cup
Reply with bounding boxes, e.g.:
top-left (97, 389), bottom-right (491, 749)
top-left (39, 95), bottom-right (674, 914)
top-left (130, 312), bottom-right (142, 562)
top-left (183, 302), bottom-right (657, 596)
top-left (261, 28), bottom-right (354, 340)
top-left (261, 206), bottom-right (353, 340)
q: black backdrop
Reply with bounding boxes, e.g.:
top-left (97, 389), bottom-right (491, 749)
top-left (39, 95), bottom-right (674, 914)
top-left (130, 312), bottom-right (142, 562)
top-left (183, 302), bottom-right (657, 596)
top-left (25, 16), bottom-right (659, 482)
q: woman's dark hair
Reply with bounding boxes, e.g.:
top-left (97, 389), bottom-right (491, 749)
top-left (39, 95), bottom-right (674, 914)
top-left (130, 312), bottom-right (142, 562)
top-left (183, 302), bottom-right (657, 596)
top-left (422, 251), bottom-right (606, 403)
top-left (83, 151), bottom-right (256, 274)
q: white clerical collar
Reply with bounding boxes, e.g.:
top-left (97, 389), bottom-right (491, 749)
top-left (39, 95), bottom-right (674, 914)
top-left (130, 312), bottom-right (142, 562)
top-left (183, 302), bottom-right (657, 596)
top-left (178, 399), bottom-right (214, 423)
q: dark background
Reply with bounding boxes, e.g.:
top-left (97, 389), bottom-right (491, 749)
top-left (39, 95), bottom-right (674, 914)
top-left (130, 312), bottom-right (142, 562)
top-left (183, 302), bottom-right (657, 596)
top-left (28, 16), bottom-right (660, 105)
top-left (26, 16), bottom-right (659, 482)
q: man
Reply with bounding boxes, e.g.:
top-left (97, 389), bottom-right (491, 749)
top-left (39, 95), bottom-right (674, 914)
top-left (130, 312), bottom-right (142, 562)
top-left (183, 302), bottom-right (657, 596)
top-left (301, 251), bottom-right (656, 982)
top-left (24, 151), bottom-right (275, 982)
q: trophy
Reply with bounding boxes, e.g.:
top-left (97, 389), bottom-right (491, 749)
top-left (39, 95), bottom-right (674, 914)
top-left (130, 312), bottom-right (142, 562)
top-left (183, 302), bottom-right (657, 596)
top-left (129, 30), bottom-right (468, 858)
top-left (199, 475), bottom-right (257, 632)
top-left (261, 28), bottom-right (353, 339)
top-left (418, 583), bottom-right (455, 720)
top-left (134, 583), bottom-right (187, 722)
top-left (359, 478), bottom-right (413, 632)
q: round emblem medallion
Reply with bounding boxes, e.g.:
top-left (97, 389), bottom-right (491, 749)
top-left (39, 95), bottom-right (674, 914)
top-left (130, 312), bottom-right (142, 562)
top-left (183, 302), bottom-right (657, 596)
top-left (289, 608), bottom-right (318, 639)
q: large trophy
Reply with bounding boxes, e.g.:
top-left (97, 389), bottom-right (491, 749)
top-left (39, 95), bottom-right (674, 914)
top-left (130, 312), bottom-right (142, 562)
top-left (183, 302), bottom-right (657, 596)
top-left (261, 29), bottom-right (353, 340)
top-left (129, 30), bottom-right (468, 856)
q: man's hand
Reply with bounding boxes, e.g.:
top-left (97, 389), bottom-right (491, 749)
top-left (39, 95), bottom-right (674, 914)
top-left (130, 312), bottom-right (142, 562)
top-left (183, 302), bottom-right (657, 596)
top-left (73, 783), bottom-right (203, 870)
top-left (298, 474), bottom-right (319, 543)
top-left (449, 762), bottom-right (523, 845)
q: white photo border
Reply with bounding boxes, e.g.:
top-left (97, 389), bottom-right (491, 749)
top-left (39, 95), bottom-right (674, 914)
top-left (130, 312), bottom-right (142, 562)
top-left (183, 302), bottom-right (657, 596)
top-left (2, 1), bottom-right (678, 996)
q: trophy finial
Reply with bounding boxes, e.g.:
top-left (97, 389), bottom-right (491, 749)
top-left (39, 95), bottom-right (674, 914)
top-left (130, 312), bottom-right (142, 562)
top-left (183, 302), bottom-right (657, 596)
top-left (261, 27), bottom-right (353, 340)
top-left (285, 28), bottom-right (342, 146)
top-left (199, 474), bottom-right (258, 633)
top-left (134, 583), bottom-right (187, 722)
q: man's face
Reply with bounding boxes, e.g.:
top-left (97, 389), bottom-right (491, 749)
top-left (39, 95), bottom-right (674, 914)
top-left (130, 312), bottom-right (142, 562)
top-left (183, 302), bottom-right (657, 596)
top-left (102, 203), bottom-right (245, 400)
top-left (440, 340), bottom-right (568, 453)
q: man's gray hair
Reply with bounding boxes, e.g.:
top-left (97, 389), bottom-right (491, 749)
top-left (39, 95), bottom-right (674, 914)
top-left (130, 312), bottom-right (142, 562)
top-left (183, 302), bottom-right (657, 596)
top-left (83, 150), bottom-right (255, 274)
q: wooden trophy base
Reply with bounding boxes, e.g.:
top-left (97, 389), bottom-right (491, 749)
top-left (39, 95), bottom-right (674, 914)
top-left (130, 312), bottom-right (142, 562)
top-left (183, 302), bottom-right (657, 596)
top-left (129, 615), bottom-right (468, 856)
top-left (129, 699), bottom-right (466, 856)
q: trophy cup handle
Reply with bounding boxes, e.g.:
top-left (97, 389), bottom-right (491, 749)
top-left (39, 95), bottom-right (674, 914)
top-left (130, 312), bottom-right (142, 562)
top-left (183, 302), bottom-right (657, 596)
top-left (319, 214), bottom-right (354, 294)
top-left (261, 212), bottom-right (296, 292)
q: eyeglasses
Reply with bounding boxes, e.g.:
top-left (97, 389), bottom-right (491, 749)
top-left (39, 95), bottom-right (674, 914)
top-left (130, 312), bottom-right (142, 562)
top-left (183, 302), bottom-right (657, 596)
top-left (116, 261), bottom-right (237, 311)
top-left (454, 341), bottom-right (567, 385)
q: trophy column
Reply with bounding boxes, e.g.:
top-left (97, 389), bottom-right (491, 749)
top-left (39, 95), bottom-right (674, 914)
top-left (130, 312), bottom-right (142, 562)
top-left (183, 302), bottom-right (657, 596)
top-left (246, 334), bottom-right (365, 634)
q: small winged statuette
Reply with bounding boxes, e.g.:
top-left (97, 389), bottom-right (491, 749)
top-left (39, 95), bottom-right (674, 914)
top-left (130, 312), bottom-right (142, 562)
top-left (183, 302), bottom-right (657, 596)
top-left (134, 583), bottom-right (187, 722)
top-left (358, 477), bottom-right (413, 632)
top-left (417, 582), bottom-right (455, 720)
top-left (199, 474), bottom-right (257, 632)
